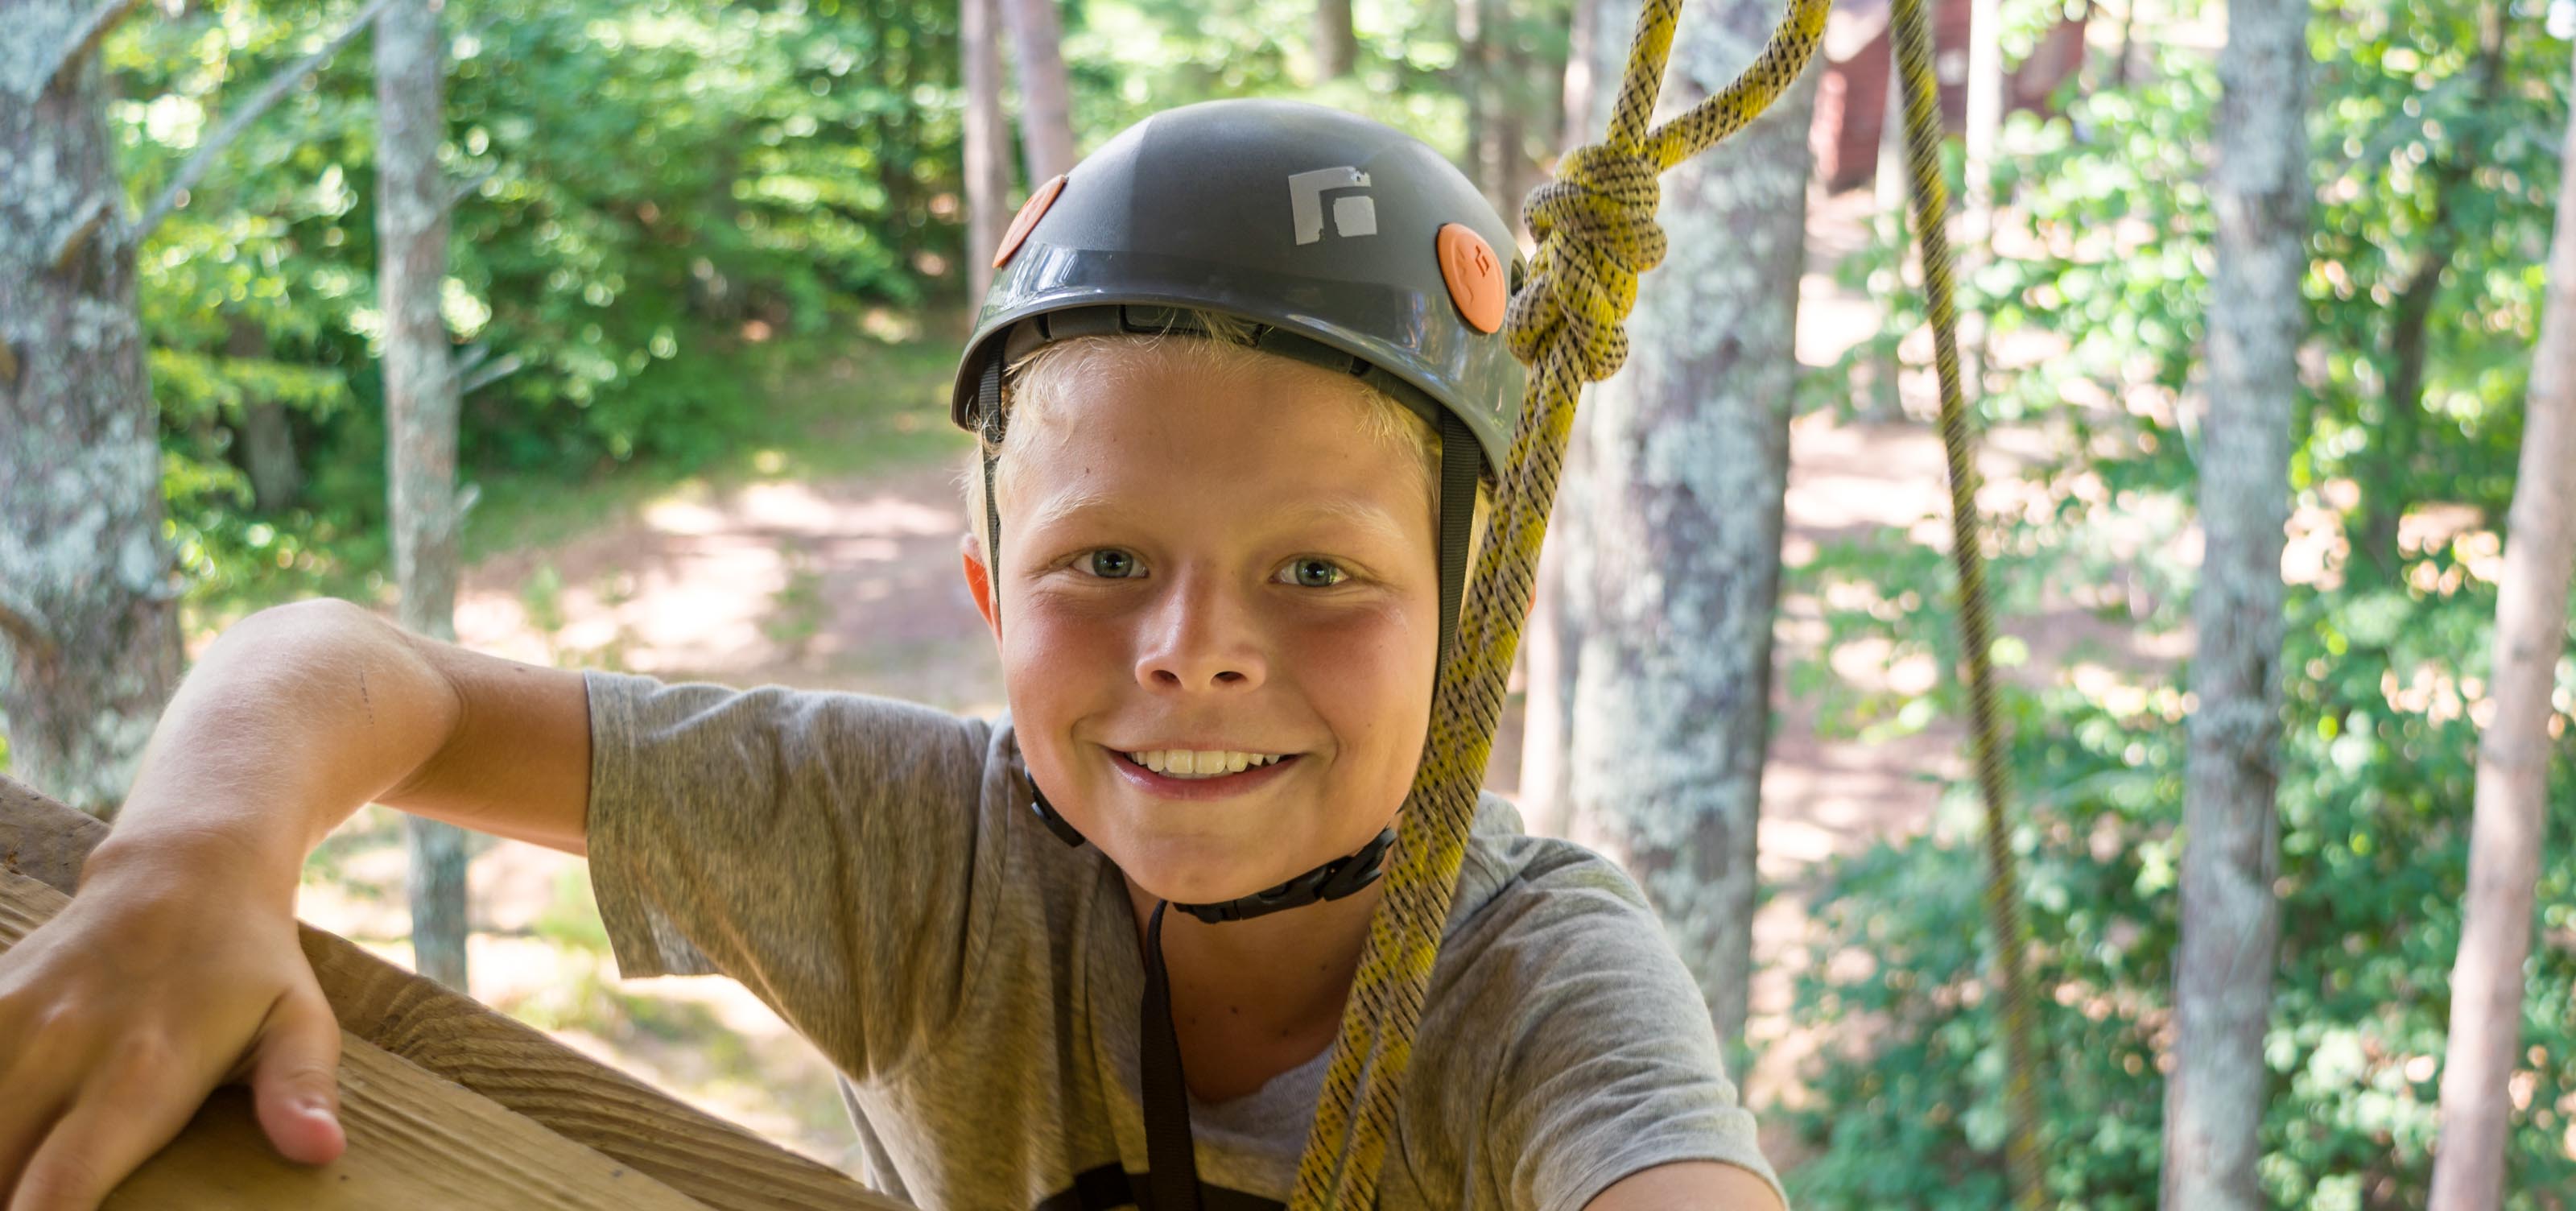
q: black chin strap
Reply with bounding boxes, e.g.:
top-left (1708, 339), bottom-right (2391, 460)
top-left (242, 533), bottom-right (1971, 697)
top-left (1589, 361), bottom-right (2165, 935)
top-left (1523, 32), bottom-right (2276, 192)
top-left (1136, 829), bottom-right (1394, 1211)
top-left (1139, 901), bottom-right (1197, 1210)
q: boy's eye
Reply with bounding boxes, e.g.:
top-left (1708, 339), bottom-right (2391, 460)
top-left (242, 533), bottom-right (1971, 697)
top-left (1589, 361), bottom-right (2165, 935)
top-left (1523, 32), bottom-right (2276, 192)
top-left (1084, 549), bottom-right (1142, 579)
top-left (1282, 557), bottom-right (1348, 589)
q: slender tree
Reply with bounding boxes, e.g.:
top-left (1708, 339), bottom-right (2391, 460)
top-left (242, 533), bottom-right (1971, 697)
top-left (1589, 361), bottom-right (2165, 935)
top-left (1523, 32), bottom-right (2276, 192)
top-left (1519, 0), bottom-right (1603, 836)
top-left (1554, 0), bottom-right (1820, 1050)
top-left (1313, 0), bottom-right (1356, 81)
top-left (2161, 0), bottom-right (2309, 1204)
top-left (963, 0), bottom-right (1011, 307)
top-left (2427, 34), bottom-right (2576, 1209)
top-left (376, 0), bottom-right (469, 992)
top-left (1456, 0), bottom-right (1517, 215)
top-left (0, 0), bottom-right (185, 817)
top-left (1001, 0), bottom-right (1076, 181)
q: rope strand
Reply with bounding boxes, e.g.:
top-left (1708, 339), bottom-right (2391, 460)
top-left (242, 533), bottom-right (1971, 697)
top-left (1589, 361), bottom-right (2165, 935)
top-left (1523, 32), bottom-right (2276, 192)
top-left (1285, 1), bottom-right (1831, 1205)
top-left (1888, 0), bottom-right (2047, 1201)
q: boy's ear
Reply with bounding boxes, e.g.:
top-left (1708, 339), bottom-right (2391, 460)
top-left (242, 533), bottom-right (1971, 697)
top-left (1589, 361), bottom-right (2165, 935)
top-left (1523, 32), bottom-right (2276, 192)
top-left (960, 532), bottom-right (1001, 639)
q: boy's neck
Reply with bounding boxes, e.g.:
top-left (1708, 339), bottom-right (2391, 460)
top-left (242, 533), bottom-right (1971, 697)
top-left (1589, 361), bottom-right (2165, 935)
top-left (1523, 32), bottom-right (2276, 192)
top-left (1123, 875), bottom-right (1383, 1098)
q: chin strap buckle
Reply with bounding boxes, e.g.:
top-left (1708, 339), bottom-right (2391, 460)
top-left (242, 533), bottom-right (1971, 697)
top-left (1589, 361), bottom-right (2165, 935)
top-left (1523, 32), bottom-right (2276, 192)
top-left (1171, 827), bottom-right (1397, 924)
top-left (1029, 783), bottom-right (1089, 848)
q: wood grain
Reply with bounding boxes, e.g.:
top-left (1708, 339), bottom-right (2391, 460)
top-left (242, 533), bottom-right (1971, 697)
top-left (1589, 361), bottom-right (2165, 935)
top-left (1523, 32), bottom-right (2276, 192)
top-left (1, 870), bottom-right (706, 1209)
top-left (0, 774), bottom-right (905, 1210)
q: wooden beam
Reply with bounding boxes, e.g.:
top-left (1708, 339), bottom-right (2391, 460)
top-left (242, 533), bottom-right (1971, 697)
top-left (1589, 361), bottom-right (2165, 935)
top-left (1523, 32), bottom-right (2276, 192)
top-left (0, 775), bottom-right (899, 1211)
top-left (2, 870), bottom-right (713, 1209)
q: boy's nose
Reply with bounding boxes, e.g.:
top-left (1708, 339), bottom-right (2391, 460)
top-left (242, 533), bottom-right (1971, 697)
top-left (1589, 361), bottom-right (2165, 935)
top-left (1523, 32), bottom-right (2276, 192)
top-left (1134, 577), bottom-right (1267, 693)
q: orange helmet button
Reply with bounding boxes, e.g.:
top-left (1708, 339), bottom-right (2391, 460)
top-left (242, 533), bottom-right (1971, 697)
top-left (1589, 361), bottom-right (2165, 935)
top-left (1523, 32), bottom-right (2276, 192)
top-left (993, 173), bottom-right (1069, 270)
top-left (1437, 223), bottom-right (1507, 334)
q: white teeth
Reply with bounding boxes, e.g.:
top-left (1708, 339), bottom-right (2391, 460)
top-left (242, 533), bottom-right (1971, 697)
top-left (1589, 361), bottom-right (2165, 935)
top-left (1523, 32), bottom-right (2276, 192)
top-left (1121, 749), bottom-right (1287, 779)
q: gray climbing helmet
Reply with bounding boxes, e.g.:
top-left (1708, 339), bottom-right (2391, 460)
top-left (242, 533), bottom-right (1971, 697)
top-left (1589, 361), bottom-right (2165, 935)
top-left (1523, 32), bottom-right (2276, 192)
top-left (947, 97), bottom-right (1529, 667)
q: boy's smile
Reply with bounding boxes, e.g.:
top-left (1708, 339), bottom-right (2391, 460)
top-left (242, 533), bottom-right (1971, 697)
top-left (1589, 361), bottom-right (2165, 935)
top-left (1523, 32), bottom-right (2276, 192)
top-left (961, 341), bottom-right (1443, 907)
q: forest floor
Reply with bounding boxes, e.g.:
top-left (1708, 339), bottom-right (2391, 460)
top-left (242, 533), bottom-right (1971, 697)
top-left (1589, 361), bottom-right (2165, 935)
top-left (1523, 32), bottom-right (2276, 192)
top-left (279, 181), bottom-right (2191, 1178)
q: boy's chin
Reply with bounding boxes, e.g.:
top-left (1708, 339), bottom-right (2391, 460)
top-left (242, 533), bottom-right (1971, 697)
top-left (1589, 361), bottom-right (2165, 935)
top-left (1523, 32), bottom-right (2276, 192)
top-left (1107, 837), bottom-right (1341, 909)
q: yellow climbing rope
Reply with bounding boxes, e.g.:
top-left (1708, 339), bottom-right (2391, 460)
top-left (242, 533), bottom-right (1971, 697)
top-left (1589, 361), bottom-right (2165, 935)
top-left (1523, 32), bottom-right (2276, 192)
top-left (1885, 0), bottom-right (2047, 1202)
top-left (1286, 0), bottom-right (2046, 1205)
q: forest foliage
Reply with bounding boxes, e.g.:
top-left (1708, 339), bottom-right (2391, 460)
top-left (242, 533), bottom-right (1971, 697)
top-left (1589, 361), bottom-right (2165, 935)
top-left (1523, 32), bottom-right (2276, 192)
top-left (1790, 0), bottom-right (2576, 1205)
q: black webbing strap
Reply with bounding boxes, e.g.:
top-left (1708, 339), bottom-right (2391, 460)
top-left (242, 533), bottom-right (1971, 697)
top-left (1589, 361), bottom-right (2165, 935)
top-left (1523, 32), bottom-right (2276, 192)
top-left (1140, 901), bottom-right (1202, 1211)
top-left (979, 357), bottom-right (1007, 634)
top-left (1435, 410), bottom-right (1478, 670)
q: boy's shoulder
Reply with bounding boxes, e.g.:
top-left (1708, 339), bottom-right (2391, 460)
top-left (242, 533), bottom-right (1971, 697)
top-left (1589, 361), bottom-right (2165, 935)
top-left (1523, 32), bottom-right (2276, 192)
top-left (1442, 792), bottom-right (1670, 944)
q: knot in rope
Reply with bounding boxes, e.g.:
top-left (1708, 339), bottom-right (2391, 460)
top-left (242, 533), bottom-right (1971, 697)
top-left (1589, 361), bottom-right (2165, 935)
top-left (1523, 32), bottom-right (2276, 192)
top-left (1504, 141), bottom-right (1664, 383)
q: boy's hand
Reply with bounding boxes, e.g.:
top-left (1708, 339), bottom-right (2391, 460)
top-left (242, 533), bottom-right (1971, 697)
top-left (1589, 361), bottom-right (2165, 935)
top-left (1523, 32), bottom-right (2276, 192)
top-left (0, 860), bottom-right (345, 1210)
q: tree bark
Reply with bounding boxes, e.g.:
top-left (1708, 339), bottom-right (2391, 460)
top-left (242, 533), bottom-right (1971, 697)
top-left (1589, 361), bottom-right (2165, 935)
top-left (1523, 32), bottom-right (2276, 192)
top-left (1558, 0), bottom-right (1599, 155)
top-left (1521, 0), bottom-right (1605, 833)
top-left (1001, 0), bottom-right (1076, 182)
top-left (1457, 0), bottom-right (1517, 216)
top-left (1959, 0), bottom-right (2002, 392)
top-left (1313, 0), bottom-right (1356, 81)
top-left (2159, 0), bottom-right (2308, 1205)
top-left (1863, 45), bottom-right (1909, 421)
top-left (2347, 3), bottom-right (2504, 590)
top-left (1557, 0), bottom-right (1819, 1052)
top-left (0, 0), bottom-right (187, 817)
top-left (375, 0), bottom-right (469, 993)
top-left (1518, 414), bottom-right (1590, 838)
top-left (2427, 34), bottom-right (2576, 1211)
top-left (227, 316), bottom-right (303, 511)
top-left (963, 0), bottom-right (1011, 308)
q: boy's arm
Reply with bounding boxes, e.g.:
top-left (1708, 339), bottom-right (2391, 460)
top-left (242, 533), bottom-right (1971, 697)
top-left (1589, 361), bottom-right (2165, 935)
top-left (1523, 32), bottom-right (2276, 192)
top-left (90, 594), bottom-right (589, 886)
top-left (1587, 1162), bottom-right (1787, 1211)
top-left (0, 598), bottom-right (588, 1207)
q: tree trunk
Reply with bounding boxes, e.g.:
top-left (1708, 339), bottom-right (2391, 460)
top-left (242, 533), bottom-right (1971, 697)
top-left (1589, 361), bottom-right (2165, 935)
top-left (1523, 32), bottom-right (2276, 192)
top-left (1960, 0), bottom-right (2002, 392)
top-left (1558, 0), bottom-right (1819, 1052)
top-left (1863, 47), bottom-right (1909, 421)
top-left (1518, 414), bottom-right (1590, 838)
top-left (227, 316), bottom-right (303, 511)
top-left (2427, 35), bottom-right (2576, 1211)
top-left (1001, 0), bottom-right (1076, 182)
top-left (376, 0), bottom-right (469, 993)
top-left (2347, 4), bottom-right (2503, 592)
top-left (2160, 0), bottom-right (2308, 1204)
top-left (1313, 0), bottom-right (1356, 81)
top-left (963, 0), bottom-right (1011, 308)
top-left (1559, 0), bottom-right (1598, 155)
top-left (0, 0), bottom-right (187, 817)
top-left (1521, 0), bottom-right (1604, 833)
top-left (1457, 0), bottom-right (1516, 216)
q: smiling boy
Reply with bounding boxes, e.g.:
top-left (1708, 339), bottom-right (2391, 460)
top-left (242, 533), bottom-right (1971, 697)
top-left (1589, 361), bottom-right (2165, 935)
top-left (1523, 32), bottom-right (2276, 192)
top-left (0, 101), bottom-right (1781, 1210)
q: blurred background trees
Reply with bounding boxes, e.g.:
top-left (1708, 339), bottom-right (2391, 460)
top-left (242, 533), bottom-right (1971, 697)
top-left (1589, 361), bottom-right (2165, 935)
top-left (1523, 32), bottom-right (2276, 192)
top-left (2, 0), bottom-right (2573, 1205)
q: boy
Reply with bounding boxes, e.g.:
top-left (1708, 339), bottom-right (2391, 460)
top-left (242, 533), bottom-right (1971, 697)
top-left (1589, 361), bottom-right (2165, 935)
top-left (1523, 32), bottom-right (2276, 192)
top-left (0, 101), bottom-right (1782, 1209)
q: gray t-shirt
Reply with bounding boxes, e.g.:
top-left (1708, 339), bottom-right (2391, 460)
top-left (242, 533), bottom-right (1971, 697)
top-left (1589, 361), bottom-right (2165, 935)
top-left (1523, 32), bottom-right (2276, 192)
top-left (582, 671), bottom-right (1782, 1210)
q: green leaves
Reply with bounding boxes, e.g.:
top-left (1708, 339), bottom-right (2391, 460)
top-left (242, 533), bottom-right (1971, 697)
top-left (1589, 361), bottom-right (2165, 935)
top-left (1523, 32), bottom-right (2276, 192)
top-left (1786, 2), bottom-right (2576, 1203)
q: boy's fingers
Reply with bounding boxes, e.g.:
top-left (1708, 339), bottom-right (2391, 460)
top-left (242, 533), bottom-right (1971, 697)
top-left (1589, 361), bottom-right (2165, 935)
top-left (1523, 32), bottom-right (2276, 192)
top-left (0, 1028), bottom-right (83, 1195)
top-left (248, 988), bottom-right (345, 1168)
top-left (0, 1088), bottom-right (68, 1199)
top-left (5, 1068), bottom-right (200, 1211)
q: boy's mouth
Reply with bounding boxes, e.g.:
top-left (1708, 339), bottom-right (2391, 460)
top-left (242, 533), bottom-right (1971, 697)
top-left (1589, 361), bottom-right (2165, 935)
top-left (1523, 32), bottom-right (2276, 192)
top-left (1118, 749), bottom-right (1294, 780)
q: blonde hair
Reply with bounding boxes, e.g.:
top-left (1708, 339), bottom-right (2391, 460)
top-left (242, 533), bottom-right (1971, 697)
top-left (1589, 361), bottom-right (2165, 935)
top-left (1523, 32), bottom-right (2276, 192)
top-left (958, 308), bottom-right (1489, 560)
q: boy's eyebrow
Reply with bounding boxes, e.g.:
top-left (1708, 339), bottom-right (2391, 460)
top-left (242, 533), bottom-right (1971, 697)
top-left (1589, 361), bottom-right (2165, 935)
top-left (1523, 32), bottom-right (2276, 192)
top-left (1021, 486), bottom-right (1122, 535)
top-left (1271, 499), bottom-right (1418, 548)
top-left (1022, 490), bottom-right (1418, 548)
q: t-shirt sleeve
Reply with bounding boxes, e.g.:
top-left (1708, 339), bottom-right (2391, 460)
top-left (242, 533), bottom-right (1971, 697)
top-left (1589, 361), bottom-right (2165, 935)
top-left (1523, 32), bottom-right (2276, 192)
top-left (580, 669), bottom-right (1006, 1081)
top-left (1471, 862), bottom-right (1785, 1211)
